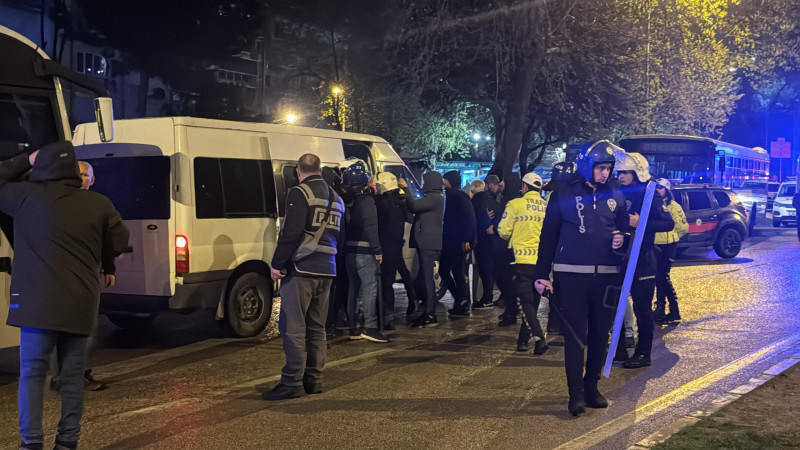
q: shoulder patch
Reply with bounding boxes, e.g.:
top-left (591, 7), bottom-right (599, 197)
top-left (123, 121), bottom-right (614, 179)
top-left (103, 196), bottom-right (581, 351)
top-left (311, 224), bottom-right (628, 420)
top-left (607, 198), bottom-right (617, 212)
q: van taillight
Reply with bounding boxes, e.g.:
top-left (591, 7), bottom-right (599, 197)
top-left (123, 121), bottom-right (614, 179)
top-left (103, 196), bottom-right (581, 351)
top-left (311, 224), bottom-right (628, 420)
top-left (175, 235), bottom-right (189, 274)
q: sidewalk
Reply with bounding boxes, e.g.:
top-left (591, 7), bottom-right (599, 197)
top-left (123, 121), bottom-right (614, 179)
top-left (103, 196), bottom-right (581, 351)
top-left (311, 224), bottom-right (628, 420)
top-left (650, 356), bottom-right (800, 449)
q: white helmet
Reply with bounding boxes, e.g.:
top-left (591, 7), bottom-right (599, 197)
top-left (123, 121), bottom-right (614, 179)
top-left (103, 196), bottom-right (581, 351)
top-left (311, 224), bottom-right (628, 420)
top-left (375, 172), bottom-right (399, 194)
top-left (521, 172), bottom-right (543, 190)
top-left (615, 152), bottom-right (650, 183)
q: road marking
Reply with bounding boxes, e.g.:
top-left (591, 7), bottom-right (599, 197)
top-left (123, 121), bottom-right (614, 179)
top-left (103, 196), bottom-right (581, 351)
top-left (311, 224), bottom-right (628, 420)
top-left (555, 333), bottom-right (800, 450)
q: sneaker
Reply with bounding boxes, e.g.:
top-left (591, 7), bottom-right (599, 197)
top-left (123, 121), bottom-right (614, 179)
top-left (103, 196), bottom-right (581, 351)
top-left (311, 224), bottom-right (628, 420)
top-left (533, 339), bottom-right (549, 355)
top-left (662, 312), bottom-right (682, 323)
top-left (498, 316), bottom-right (517, 327)
top-left (422, 315), bottom-right (439, 328)
top-left (448, 306), bottom-right (471, 316)
top-left (261, 383), bottom-right (303, 401)
top-left (84, 370), bottom-right (107, 391)
top-left (349, 329), bottom-right (362, 340)
top-left (623, 353), bottom-right (651, 369)
top-left (360, 328), bottom-right (390, 343)
top-left (472, 299), bottom-right (493, 309)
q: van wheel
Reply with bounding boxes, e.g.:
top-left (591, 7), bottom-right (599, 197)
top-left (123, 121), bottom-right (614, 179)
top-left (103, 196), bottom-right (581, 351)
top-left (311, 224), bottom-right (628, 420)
top-left (226, 273), bottom-right (272, 338)
top-left (106, 314), bottom-right (154, 330)
top-left (713, 227), bottom-right (742, 259)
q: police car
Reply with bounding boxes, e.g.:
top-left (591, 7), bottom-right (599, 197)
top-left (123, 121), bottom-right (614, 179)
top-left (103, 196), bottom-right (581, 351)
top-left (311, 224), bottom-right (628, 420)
top-left (672, 184), bottom-right (749, 259)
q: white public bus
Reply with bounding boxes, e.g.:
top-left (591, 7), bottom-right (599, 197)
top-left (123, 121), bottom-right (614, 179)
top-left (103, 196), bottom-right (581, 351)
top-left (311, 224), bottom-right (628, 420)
top-left (0, 25), bottom-right (113, 349)
top-left (72, 117), bottom-right (422, 337)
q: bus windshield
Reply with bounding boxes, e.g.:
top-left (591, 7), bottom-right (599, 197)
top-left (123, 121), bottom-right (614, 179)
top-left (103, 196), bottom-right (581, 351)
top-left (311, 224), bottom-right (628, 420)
top-left (0, 90), bottom-right (59, 159)
top-left (640, 153), bottom-right (714, 184)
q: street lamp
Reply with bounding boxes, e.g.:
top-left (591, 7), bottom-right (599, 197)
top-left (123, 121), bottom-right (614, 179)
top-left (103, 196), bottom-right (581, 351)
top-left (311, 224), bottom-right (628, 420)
top-left (331, 85), bottom-right (344, 131)
top-left (285, 113), bottom-right (298, 124)
top-left (332, 86), bottom-right (342, 96)
top-left (473, 133), bottom-right (481, 140)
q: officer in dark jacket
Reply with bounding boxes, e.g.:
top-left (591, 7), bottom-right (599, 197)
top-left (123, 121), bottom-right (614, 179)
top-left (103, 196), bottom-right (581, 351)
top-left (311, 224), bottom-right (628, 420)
top-left (340, 159), bottom-right (388, 343)
top-left (615, 152), bottom-right (674, 369)
top-left (375, 172), bottom-right (416, 330)
top-left (400, 171), bottom-right (444, 328)
top-left (265, 153), bottom-right (344, 401)
top-left (0, 142), bottom-right (129, 449)
top-left (441, 170), bottom-right (477, 316)
top-left (534, 141), bottom-right (628, 417)
top-left (793, 190), bottom-right (800, 242)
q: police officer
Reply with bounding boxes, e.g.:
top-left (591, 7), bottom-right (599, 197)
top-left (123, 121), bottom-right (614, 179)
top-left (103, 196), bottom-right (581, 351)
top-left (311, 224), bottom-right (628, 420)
top-left (265, 153), bottom-right (344, 400)
top-left (542, 161), bottom-right (578, 198)
top-left (498, 172), bottom-right (549, 354)
top-left (534, 141), bottom-right (628, 416)
top-left (615, 152), bottom-right (674, 369)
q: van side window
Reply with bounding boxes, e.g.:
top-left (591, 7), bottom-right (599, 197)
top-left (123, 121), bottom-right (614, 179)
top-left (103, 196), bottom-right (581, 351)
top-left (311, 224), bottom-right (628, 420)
top-left (343, 141), bottom-right (374, 171)
top-left (194, 157), bottom-right (277, 218)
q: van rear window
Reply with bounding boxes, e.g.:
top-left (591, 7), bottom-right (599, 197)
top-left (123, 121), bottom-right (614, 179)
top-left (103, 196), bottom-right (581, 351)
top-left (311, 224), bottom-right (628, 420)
top-left (84, 156), bottom-right (171, 220)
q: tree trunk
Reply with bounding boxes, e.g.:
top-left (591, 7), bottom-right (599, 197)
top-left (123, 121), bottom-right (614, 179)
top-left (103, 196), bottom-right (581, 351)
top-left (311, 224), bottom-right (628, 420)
top-left (492, 61), bottom-right (535, 180)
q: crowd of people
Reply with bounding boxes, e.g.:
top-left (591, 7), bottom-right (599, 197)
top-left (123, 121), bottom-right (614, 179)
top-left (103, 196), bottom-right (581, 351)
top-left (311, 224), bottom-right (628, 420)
top-left (265, 142), bottom-right (690, 417)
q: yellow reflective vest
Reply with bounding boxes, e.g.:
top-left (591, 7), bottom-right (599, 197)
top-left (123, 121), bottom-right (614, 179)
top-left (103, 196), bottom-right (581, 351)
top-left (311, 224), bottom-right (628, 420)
top-left (498, 190), bottom-right (548, 264)
top-left (654, 200), bottom-right (689, 245)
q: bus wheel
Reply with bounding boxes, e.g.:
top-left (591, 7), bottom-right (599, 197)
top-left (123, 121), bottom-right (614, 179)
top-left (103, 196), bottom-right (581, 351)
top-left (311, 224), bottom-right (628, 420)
top-left (226, 273), bottom-right (272, 338)
top-left (713, 227), bottom-right (742, 259)
top-left (106, 314), bottom-right (154, 330)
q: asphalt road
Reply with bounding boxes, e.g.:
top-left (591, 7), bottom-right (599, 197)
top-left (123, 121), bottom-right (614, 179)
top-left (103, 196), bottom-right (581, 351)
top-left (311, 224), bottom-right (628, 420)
top-left (0, 222), bottom-right (798, 449)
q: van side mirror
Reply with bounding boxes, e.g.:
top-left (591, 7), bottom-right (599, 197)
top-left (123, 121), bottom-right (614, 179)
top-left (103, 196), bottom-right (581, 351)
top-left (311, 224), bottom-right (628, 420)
top-left (94, 97), bottom-right (115, 142)
top-left (718, 156), bottom-right (726, 173)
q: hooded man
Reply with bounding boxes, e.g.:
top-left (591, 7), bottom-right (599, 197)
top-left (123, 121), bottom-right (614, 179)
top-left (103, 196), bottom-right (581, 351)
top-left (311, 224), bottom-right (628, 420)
top-left (0, 142), bottom-right (129, 450)
top-left (440, 170), bottom-right (477, 316)
top-left (399, 171), bottom-right (444, 328)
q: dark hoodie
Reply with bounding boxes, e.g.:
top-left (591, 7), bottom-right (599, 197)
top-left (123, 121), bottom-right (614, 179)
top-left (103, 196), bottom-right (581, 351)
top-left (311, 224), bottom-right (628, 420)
top-left (0, 142), bottom-right (130, 336)
top-left (618, 180), bottom-right (674, 275)
top-left (442, 170), bottom-right (477, 250)
top-left (405, 171), bottom-right (444, 251)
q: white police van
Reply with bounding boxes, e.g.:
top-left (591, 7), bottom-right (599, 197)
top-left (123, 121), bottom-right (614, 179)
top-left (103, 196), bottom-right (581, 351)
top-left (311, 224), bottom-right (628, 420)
top-left (72, 117), bottom-right (420, 337)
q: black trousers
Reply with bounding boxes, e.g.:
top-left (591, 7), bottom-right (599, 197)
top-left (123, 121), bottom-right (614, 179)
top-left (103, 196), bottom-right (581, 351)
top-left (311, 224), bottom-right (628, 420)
top-left (514, 264), bottom-right (545, 345)
top-left (655, 243), bottom-right (679, 316)
top-left (631, 272), bottom-right (656, 356)
top-left (554, 272), bottom-right (620, 396)
top-left (278, 275), bottom-right (333, 386)
top-left (381, 242), bottom-right (416, 325)
top-left (475, 239), bottom-right (495, 304)
top-left (439, 245), bottom-right (470, 309)
top-left (492, 241), bottom-right (516, 318)
top-left (417, 248), bottom-right (439, 317)
top-left (326, 254), bottom-right (349, 329)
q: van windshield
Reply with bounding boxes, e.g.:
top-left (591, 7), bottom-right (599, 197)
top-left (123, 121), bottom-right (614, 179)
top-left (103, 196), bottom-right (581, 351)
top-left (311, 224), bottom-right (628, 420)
top-left (84, 156), bottom-right (171, 220)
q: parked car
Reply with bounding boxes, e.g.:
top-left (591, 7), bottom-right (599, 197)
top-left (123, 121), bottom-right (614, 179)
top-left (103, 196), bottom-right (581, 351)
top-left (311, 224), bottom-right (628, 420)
top-left (769, 181), bottom-right (797, 227)
top-left (671, 184), bottom-right (749, 259)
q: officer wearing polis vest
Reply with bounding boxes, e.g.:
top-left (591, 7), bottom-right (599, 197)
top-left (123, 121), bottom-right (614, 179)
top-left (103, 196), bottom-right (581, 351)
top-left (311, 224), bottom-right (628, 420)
top-left (264, 153), bottom-right (344, 401)
top-left (534, 141), bottom-right (628, 416)
top-left (498, 172), bottom-right (549, 355)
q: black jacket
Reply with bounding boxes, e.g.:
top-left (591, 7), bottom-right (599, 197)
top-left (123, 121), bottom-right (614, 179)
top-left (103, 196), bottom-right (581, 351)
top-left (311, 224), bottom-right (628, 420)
top-left (1, 142), bottom-right (130, 336)
top-left (472, 190), bottom-right (501, 243)
top-left (793, 192), bottom-right (800, 210)
top-left (405, 171), bottom-right (444, 251)
top-left (443, 187), bottom-right (477, 250)
top-left (535, 178), bottom-right (629, 280)
top-left (343, 188), bottom-right (382, 255)
top-left (376, 189), bottom-right (411, 247)
top-left (272, 175), bottom-right (344, 277)
top-left (619, 181), bottom-right (675, 275)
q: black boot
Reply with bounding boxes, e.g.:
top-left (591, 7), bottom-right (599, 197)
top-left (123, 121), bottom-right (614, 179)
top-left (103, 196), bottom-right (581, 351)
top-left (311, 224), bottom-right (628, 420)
top-left (567, 385), bottom-right (585, 417)
top-left (533, 339), bottom-right (549, 355)
top-left (653, 301), bottom-right (666, 323)
top-left (584, 379), bottom-right (608, 409)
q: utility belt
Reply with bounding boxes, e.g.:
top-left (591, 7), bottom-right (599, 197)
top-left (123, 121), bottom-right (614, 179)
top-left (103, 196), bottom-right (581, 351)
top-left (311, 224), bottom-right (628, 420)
top-left (553, 263), bottom-right (620, 274)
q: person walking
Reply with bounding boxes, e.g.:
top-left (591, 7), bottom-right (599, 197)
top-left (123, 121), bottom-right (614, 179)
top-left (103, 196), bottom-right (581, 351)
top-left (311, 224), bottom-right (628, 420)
top-left (793, 189), bottom-right (800, 242)
top-left (534, 141), bottom-right (628, 416)
top-left (1, 142), bottom-right (130, 449)
top-left (399, 172), bottom-right (444, 328)
top-left (615, 152), bottom-right (674, 369)
top-left (375, 172), bottom-right (417, 331)
top-left (339, 159), bottom-right (388, 343)
top-left (440, 171), bottom-right (477, 316)
top-left (498, 172), bottom-right (549, 355)
top-left (264, 153), bottom-right (344, 401)
top-left (653, 178), bottom-right (688, 323)
top-left (497, 173), bottom-right (521, 326)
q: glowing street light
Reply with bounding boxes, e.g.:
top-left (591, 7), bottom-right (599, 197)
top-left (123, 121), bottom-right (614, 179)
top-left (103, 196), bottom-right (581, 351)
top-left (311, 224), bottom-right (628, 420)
top-left (285, 113), bottom-right (298, 124)
top-left (332, 86), bottom-right (342, 95)
top-left (473, 133), bottom-right (481, 140)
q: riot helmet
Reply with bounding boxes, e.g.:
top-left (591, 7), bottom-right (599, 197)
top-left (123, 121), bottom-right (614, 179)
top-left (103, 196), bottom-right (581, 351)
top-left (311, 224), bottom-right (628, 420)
top-left (550, 161), bottom-right (577, 184)
top-left (615, 152), bottom-right (650, 183)
top-left (339, 157), bottom-right (371, 187)
top-left (576, 140), bottom-right (620, 182)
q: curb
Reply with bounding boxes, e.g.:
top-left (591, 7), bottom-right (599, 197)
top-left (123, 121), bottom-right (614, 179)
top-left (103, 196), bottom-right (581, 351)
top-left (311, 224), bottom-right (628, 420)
top-left (628, 352), bottom-right (800, 449)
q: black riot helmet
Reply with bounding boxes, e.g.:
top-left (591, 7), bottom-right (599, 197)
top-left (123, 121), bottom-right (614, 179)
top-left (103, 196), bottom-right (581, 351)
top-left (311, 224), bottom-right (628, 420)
top-left (576, 140), bottom-right (621, 182)
top-left (550, 161), bottom-right (577, 184)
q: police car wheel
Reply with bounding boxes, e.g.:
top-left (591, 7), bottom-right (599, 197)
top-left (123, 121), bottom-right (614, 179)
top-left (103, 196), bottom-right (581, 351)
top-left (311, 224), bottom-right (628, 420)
top-left (106, 314), bottom-right (155, 330)
top-left (226, 272), bottom-right (273, 338)
top-left (773, 219), bottom-right (781, 228)
top-left (713, 227), bottom-right (742, 259)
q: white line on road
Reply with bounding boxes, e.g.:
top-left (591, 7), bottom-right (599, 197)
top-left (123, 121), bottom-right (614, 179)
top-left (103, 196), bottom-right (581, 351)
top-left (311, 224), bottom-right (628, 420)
top-left (555, 332), bottom-right (800, 450)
